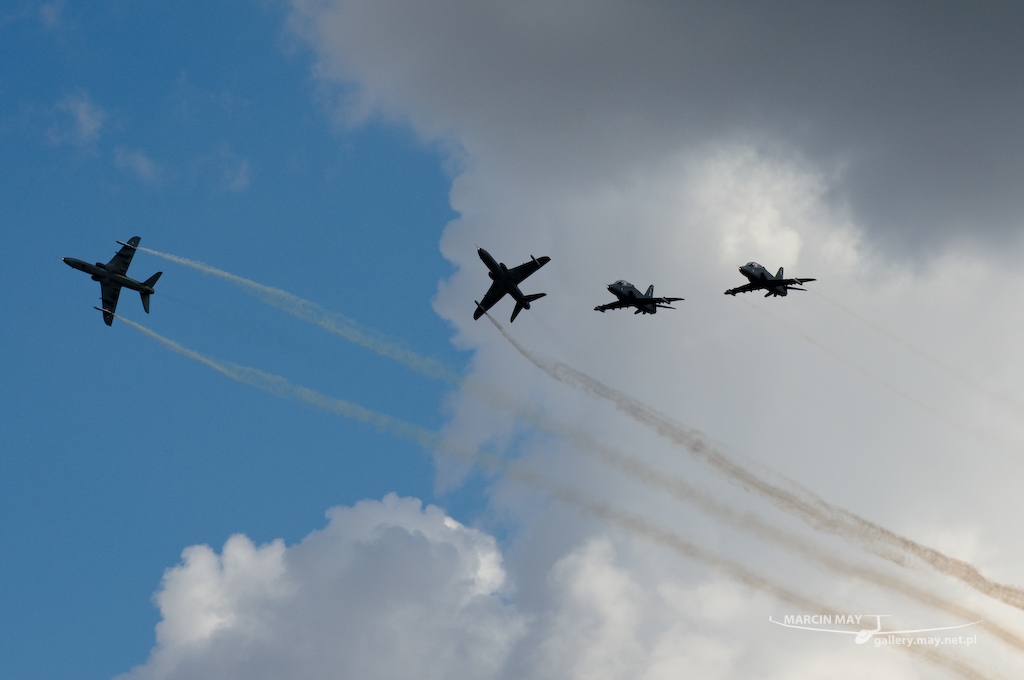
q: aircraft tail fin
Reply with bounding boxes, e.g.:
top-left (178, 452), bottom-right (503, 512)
top-left (775, 267), bottom-right (784, 278)
top-left (644, 284), bottom-right (654, 297)
top-left (510, 293), bottom-right (546, 322)
top-left (141, 272), bottom-right (161, 313)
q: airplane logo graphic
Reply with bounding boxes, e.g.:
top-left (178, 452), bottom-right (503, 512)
top-left (769, 615), bottom-right (982, 644)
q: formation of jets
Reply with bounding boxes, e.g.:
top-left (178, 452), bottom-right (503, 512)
top-left (470, 249), bottom-right (815, 322)
top-left (62, 237), bottom-right (816, 326)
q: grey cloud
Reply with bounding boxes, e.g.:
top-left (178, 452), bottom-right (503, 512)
top-left (292, 0), bottom-right (1024, 255)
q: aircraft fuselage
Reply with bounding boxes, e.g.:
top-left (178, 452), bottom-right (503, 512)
top-left (479, 248), bottom-right (530, 309)
top-left (737, 263), bottom-right (789, 296)
top-left (62, 257), bottom-right (155, 295)
top-left (606, 281), bottom-right (657, 313)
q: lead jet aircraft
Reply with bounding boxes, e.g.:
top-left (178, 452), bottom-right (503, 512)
top-left (594, 280), bottom-right (683, 314)
top-left (473, 247), bottom-right (551, 323)
top-left (63, 236), bottom-right (162, 325)
top-left (724, 262), bottom-right (815, 297)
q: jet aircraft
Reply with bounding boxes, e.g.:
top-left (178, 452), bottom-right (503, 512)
top-left (724, 262), bottom-right (815, 297)
top-left (594, 280), bottom-right (683, 314)
top-left (63, 236), bottom-right (162, 325)
top-left (473, 247), bottom-right (550, 323)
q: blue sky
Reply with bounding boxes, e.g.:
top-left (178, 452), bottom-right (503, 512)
top-left (1, 3), bottom-right (477, 677)
top-left (6, 3), bottom-right (1024, 679)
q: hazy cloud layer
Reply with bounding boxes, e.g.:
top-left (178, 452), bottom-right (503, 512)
top-left (291, 0), bottom-right (1024, 255)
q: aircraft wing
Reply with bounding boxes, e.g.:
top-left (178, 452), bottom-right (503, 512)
top-left (594, 300), bottom-right (635, 312)
top-left (105, 236), bottom-right (140, 276)
top-left (506, 256), bottom-right (551, 285)
top-left (776, 277), bottom-right (816, 286)
top-left (595, 296), bottom-right (683, 312)
top-left (99, 282), bottom-right (121, 326)
top-left (473, 281), bottom-right (507, 319)
top-left (724, 282), bottom-right (761, 296)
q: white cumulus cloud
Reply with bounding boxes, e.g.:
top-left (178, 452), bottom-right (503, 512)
top-left (119, 494), bottom-right (525, 680)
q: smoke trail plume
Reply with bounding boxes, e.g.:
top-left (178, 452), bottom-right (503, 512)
top-left (117, 314), bottom-right (994, 678)
top-left (540, 477), bottom-right (997, 680)
top-left (137, 247), bottom-right (461, 383)
top-left (114, 314), bottom-right (454, 452)
top-left (486, 314), bottom-right (1024, 613)
top-left (469, 375), bottom-right (1024, 653)
top-left (810, 288), bottom-right (1023, 416)
top-left (113, 312), bottom-right (818, 600)
top-left (128, 254), bottom-right (1024, 650)
top-left (555, 423), bottom-right (1024, 651)
top-left (125, 256), bottom-right (1022, 651)
top-left (739, 297), bottom-right (1018, 453)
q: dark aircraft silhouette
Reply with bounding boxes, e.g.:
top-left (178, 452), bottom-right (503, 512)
top-left (63, 236), bottom-right (162, 325)
top-left (473, 247), bottom-right (550, 323)
top-left (724, 262), bottom-right (815, 297)
top-left (594, 280), bottom-right (683, 314)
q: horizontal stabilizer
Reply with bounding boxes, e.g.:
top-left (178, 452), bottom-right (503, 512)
top-left (510, 292), bottom-right (546, 322)
top-left (141, 292), bottom-right (151, 313)
top-left (143, 271), bottom-right (162, 288)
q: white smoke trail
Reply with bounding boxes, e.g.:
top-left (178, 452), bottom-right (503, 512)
top-left (137, 247), bottom-right (461, 383)
top-left (471, 376), bottom-right (1024, 653)
top-left (128, 254), bottom-right (1024, 650)
top-left (548, 482), bottom-right (1000, 680)
top-left (113, 311), bottom-right (823, 600)
top-left (486, 313), bottom-right (1024, 614)
top-left (114, 314), bottom-right (461, 457)
top-left (114, 313), bottom-right (995, 679)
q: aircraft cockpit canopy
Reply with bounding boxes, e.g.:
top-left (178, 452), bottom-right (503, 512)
top-left (745, 261), bottom-right (761, 268)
